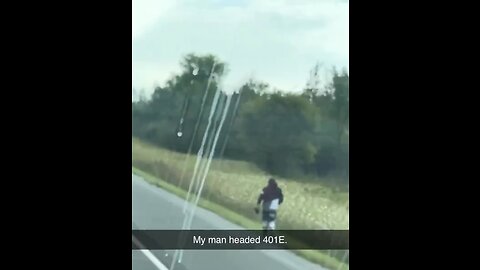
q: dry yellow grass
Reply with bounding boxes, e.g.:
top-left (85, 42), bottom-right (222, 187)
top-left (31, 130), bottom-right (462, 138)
top-left (132, 138), bottom-right (349, 230)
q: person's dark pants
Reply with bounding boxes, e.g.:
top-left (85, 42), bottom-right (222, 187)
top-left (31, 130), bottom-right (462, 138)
top-left (262, 210), bottom-right (277, 230)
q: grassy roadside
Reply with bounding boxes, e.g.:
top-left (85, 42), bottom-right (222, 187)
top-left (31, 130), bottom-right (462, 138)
top-left (133, 167), bottom-right (261, 229)
top-left (132, 137), bottom-right (349, 231)
top-left (132, 166), bottom-right (349, 270)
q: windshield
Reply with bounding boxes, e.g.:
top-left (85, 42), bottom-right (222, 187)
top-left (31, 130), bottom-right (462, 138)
top-left (132, 1), bottom-right (349, 269)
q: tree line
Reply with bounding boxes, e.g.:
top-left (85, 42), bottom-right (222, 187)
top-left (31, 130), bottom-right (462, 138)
top-left (132, 54), bottom-right (348, 186)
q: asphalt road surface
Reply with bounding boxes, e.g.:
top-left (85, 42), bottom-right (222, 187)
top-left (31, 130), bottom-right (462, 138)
top-left (132, 174), bottom-right (328, 270)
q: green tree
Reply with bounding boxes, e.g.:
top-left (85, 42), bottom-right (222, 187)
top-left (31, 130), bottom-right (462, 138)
top-left (132, 54), bottom-right (348, 183)
top-left (237, 93), bottom-right (317, 176)
top-left (134, 54), bottom-right (227, 151)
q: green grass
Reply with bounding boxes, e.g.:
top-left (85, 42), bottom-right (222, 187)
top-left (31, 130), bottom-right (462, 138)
top-left (132, 167), bottom-right (349, 270)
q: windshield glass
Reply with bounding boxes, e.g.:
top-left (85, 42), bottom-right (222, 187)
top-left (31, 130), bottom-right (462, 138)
top-left (132, 1), bottom-right (349, 269)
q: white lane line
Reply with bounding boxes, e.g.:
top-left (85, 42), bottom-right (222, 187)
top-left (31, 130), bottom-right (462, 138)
top-left (132, 235), bottom-right (169, 270)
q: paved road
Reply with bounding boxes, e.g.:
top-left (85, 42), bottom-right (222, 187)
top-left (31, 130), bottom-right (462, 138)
top-left (132, 174), bottom-right (328, 270)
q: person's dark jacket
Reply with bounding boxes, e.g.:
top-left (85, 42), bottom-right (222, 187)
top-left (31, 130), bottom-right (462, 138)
top-left (257, 179), bottom-right (283, 208)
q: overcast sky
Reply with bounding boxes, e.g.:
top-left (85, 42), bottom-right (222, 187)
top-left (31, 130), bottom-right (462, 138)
top-left (132, 0), bottom-right (348, 96)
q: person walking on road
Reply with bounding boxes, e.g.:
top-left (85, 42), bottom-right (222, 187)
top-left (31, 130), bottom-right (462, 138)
top-left (255, 178), bottom-right (283, 230)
